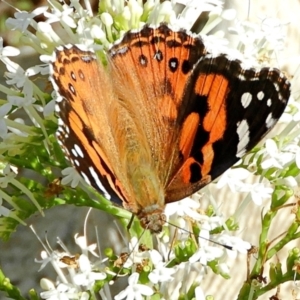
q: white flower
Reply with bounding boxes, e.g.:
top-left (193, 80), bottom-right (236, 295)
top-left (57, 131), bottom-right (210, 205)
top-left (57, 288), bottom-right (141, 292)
top-left (261, 139), bottom-right (294, 169)
top-left (160, 262), bottom-right (205, 300)
top-left (7, 92), bottom-right (35, 107)
top-left (0, 197), bottom-right (11, 217)
top-left (228, 17), bottom-right (287, 65)
top-left (146, 1), bottom-right (175, 24)
top-left (35, 229), bottom-right (110, 299)
top-left (5, 61), bottom-right (27, 88)
top-left (122, 237), bottom-right (149, 268)
top-left (43, 99), bottom-right (56, 117)
top-left (0, 37), bottom-right (20, 58)
top-left (218, 262), bottom-right (230, 275)
top-left (73, 255), bottom-right (106, 289)
top-left (74, 234), bottom-right (98, 257)
top-left (156, 235), bottom-right (176, 262)
top-left (0, 164), bottom-right (17, 188)
top-left (189, 230), bottom-right (223, 264)
top-left (35, 250), bottom-right (57, 272)
top-left (259, 17), bottom-right (286, 51)
top-left (181, 262), bottom-right (205, 293)
top-left (26, 63), bottom-right (50, 77)
top-left (199, 214), bottom-right (223, 231)
top-left (285, 143), bottom-right (300, 169)
top-left (148, 250), bottom-right (176, 284)
top-left (61, 167), bottom-right (83, 188)
top-left (216, 234), bottom-right (251, 259)
top-left (175, 0), bottom-right (224, 30)
top-left (274, 176), bottom-right (298, 187)
top-left (114, 272), bottom-right (154, 300)
top-left (246, 182), bottom-right (273, 205)
top-left (290, 98), bottom-right (300, 122)
top-left (40, 280), bottom-right (78, 300)
top-left (163, 197), bottom-right (205, 244)
top-left (195, 286), bottom-right (206, 300)
top-left (6, 6), bottom-right (48, 32)
top-left (165, 197), bottom-right (203, 222)
top-left (44, 4), bottom-right (76, 28)
top-left (217, 168), bottom-right (250, 192)
top-left (159, 263), bottom-right (186, 300)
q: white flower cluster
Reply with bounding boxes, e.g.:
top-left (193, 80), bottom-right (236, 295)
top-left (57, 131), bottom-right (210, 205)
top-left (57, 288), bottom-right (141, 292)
top-left (36, 233), bottom-right (106, 300)
top-left (36, 206), bottom-right (251, 300)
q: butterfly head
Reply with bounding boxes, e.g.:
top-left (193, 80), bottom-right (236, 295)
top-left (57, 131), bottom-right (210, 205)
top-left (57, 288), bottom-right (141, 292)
top-left (137, 206), bottom-right (167, 234)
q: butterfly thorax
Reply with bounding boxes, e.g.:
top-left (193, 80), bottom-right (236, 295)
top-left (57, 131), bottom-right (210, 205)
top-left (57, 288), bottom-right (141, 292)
top-left (137, 205), bottom-right (166, 233)
top-left (125, 155), bottom-right (166, 233)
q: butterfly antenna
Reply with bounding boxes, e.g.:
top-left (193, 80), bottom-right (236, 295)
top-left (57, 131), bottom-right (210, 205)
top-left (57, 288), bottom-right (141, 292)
top-left (166, 221), bottom-right (233, 251)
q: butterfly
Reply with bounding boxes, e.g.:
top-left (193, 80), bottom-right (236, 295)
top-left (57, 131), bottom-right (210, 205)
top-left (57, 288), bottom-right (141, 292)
top-left (50, 24), bottom-right (290, 233)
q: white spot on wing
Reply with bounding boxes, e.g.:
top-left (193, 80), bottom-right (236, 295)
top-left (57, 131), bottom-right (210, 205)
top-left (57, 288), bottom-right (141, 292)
top-left (74, 144), bottom-right (84, 158)
top-left (239, 73), bottom-right (246, 80)
top-left (69, 84), bottom-right (75, 94)
top-left (57, 118), bottom-right (64, 126)
top-left (236, 119), bottom-right (250, 158)
top-left (257, 91), bottom-right (264, 100)
top-left (55, 94), bottom-right (64, 103)
top-left (55, 105), bottom-right (61, 113)
top-left (266, 113), bottom-right (276, 128)
top-left (71, 72), bottom-right (76, 80)
top-left (80, 55), bottom-right (91, 63)
top-left (140, 56), bottom-right (147, 65)
top-left (241, 92), bottom-right (252, 108)
top-left (170, 61), bottom-right (177, 69)
top-left (111, 46), bottom-right (129, 56)
top-left (71, 148), bottom-right (78, 157)
top-left (65, 124), bottom-right (70, 135)
top-left (154, 51), bottom-right (162, 61)
top-left (80, 171), bottom-right (91, 185)
top-left (89, 166), bottom-right (111, 200)
top-left (57, 120), bottom-right (70, 137)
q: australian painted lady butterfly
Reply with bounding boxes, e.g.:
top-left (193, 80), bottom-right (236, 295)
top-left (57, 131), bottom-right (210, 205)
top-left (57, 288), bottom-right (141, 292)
top-left (50, 24), bottom-right (290, 233)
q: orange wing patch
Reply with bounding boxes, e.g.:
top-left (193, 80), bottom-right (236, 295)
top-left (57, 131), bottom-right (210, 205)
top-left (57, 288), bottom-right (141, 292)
top-left (165, 74), bottom-right (229, 202)
top-left (179, 112), bottom-right (200, 160)
top-left (196, 74), bottom-right (228, 176)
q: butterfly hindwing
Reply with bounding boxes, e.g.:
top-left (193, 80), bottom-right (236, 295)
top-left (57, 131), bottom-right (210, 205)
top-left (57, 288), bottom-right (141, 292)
top-left (165, 55), bottom-right (290, 202)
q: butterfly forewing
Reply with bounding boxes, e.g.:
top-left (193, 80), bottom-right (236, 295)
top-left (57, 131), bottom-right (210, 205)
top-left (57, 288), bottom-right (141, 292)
top-left (51, 46), bottom-right (127, 206)
top-left (109, 25), bottom-right (209, 184)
